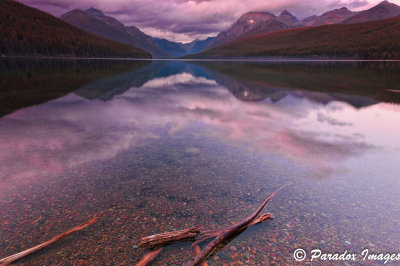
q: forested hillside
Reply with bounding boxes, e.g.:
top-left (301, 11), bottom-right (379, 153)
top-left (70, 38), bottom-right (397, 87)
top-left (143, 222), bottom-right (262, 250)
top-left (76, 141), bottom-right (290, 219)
top-left (191, 16), bottom-right (400, 60)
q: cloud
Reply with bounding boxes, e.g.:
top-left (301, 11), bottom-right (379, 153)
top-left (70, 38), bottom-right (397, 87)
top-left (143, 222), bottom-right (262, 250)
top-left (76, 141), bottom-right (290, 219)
top-left (24, 0), bottom-right (71, 9)
top-left (328, 0), bottom-right (370, 9)
top-left (317, 112), bottom-right (353, 126)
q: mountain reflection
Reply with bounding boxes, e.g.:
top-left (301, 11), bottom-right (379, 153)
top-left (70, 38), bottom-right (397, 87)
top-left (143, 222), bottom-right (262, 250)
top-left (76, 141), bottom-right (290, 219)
top-left (202, 61), bottom-right (400, 105)
top-left (0, 58), bottom-right (149, 117)
top-left (1, 60), bottom-right (400, 185)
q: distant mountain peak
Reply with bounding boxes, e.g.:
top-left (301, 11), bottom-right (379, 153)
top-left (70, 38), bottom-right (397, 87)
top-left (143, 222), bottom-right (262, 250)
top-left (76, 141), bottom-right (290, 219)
top-left (324, 7), bottom-right (353, 15)
top-left (375, 0), bottom-right (396, 8)
top-left (278, 9), bottom-right (298, 25)
top-left (85, 7), bottom-right (105, 17)
top-left (342, 0), bottom-right (400, 24)
top-left (280, 10), bottom-right (293, 16)
top-left (235, 11), bottom-right (278, 28)
top-left (206, 10), bottom-right (290, 49)
top-left (302, 6), bottom-right (355, 26)
top-left (60, 7), bottom-right (169, 58)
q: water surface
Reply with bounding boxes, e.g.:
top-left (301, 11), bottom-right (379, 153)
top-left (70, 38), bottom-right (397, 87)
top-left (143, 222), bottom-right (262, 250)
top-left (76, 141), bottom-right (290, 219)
top-left (1, 59), bottom-right (400, 265)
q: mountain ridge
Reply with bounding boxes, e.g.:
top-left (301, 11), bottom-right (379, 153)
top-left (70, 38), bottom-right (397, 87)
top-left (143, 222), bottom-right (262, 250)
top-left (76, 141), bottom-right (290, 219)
top-left (342, 0), bottom-right (400, 24)
top-left (60, 8), bottom-right (169, 58)
top-left (154, 37), bottom-right (215, 57)
top-left (0, 0), bottom-right (150, 58)
top-left (61, 7), bottom-right (214, 58)
top-left (206, 11), bottom-right (293, 49)
top-left (205, 1), bottom-right (400, 50)
top-left (302, 7), bottom-right (356, 26)
top-left (278, 10), bottom-right (298, 26)
top-left (188, 16), bottom-right (400, 60)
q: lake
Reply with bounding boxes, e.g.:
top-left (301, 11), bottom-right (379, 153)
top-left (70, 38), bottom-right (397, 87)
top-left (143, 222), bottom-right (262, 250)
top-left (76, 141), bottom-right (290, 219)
top-left (1, 59), bottom-right (400, 265)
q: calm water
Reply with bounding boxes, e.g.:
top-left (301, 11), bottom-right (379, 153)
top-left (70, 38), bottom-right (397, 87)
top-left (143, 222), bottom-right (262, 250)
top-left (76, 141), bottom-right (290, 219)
top-left (0, 59), bottom-right (400, 265)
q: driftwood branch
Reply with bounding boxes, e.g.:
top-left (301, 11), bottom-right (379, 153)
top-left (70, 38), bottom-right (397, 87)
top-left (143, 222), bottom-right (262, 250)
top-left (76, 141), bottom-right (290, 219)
top-left (192, 212), bottom-right (274, 247)
top-left (137, 212), bottom-right (274, 250)
top-left (251, 212), bottom-right (275, 225)
top-left (186, 184), bottom-right (289, 265)
top-left (0, 216), bottom-right (97, 266)
top-left (139, 226), bottom-right (201, 249)
top-left (137, 184), bottom-right (289, 265)
top-left (136, 247), bottom-right (163, 266)
top-left (193, 246), bottom-right (208, 266)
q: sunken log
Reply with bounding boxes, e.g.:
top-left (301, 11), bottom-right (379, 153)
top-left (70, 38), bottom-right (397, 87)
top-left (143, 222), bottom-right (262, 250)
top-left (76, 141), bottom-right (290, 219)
top-left (0, 216), bottom-right (97, 265)
top-left (192, 213), bottom-right (274, 247)
top-left (139, 226), bottom-right (201, 249)
top-left (136, 247), bottom-right (163, 266)
top-left (186, 184), bottom-right (289, 265)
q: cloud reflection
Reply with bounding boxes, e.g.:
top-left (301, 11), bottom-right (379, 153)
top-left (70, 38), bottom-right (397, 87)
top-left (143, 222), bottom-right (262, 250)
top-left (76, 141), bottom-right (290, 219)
top-left (1, 70), bottom-right (399, 184)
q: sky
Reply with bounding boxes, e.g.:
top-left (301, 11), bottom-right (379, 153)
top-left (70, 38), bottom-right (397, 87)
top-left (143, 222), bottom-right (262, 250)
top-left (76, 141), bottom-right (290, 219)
top-left (18, 0), bottom-right (399, 43)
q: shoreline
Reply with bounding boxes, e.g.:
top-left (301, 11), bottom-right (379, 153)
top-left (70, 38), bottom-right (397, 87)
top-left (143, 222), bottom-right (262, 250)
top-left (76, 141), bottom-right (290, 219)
top-left (2, 55), bottom-right (400, 62)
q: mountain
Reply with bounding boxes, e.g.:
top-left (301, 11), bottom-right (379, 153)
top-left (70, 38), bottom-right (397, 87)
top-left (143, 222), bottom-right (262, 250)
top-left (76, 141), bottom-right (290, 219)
top-left (342, 0), bottom-right (400, 24)
top-left (153, 37), bottom-right (215, 57)
top-left (302, 7), bottom-right (355, 26)
top-left (189, 16), bottom-right (400, 60)
top-left (278, 10), bottom-right (298, 26)
top-left (207, 11), bottom-right (294, 49)
top-left (60, 8), bottom-right (168, 58)
top-left (203, 2), bottom-right (400, 51)
top-left (153, 38), bottom-right (187, 57)
top-left (239, 19), bottom-right (291, 38)
top-left (181, 37), bottom-right (215, 54)
top-left (61, 8), bottom-right (214, 58)
top-left (206, 8), bottom-right (354, 49)
top-left (0, 0), bottom-right (150, 58)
